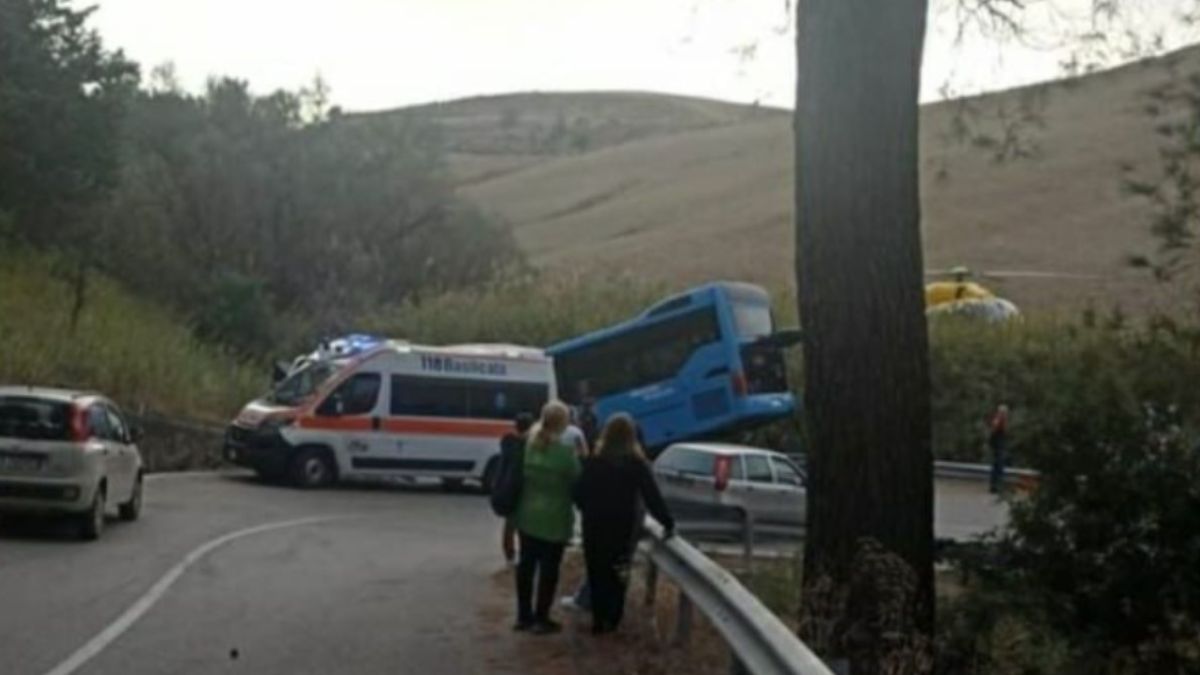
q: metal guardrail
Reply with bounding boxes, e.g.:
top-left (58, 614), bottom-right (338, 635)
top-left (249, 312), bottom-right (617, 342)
top-left (933, 461), bottom-right (1039, 489)
top-left (639, 518), bottom-right (833, 675)
top-left (634, 461), bottom-right (1037, 672)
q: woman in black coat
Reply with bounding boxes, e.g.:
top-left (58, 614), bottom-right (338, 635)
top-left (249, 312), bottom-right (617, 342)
top-left (575, 413), bottom-right (674, 634)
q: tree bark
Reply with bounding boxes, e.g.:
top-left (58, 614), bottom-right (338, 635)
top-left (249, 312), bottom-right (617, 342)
top-left (794, 1), bottom-right (934, 673)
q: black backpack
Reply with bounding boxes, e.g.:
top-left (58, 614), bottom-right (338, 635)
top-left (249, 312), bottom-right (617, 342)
top-left (489, 444), bottom-right (524, 517)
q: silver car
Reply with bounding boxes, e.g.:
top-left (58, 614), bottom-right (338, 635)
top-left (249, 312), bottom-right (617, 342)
top-left (652, 442), bottom-right (806, 530)
top-left (0, 387), bottom-right (145, 540)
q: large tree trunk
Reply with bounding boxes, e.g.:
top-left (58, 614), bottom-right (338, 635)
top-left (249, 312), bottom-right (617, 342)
top-left (794, 1), bottom-right (934, 673)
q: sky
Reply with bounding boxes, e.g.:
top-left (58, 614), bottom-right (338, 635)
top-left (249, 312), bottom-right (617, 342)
top-left (86, 0), bottom-right (1199, 112)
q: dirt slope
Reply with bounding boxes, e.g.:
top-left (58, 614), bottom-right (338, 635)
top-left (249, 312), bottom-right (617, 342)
top-left (429, 49), bottom-right (1200, 313)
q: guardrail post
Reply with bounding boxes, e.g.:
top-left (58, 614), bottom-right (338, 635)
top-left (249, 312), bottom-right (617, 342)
top-left (644, 558), bottom-right (659, 608)
top-left (673, 592), bottom-right (693, 646)
top-left (742, 509), bottom-right (755, 577)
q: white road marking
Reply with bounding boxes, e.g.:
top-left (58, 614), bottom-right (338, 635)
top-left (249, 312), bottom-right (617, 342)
top-left (41, 514), bottom-right (358, 675)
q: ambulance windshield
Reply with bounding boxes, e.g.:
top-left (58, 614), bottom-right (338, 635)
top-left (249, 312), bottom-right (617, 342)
top-left (268, 361), bottom-right (339, 406)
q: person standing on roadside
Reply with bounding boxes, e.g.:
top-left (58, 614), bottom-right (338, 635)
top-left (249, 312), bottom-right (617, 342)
top-left (575, 414), bottom-right (674, 634)
top-left (499, 412), bottom-right (535, 563)
top-left (561, 386), bottom-right (600, 612)
top-left (988, 403), bottom-right (1010, 494)
top-left (513, 401), bottom-right (581, 635)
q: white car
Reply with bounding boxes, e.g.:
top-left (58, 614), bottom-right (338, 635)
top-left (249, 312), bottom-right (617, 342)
top-left (0, 387), bottom-right (144, 540)
top-left (652, 442), bottom-right (806, 531)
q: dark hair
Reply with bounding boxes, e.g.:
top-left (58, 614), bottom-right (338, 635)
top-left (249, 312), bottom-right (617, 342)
top-left (594, 413), bottom-right (645, 461)
top-left (513, 412), bottom-right (535, 434)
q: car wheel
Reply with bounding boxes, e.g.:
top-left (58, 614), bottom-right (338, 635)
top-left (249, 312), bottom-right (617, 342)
top-left (78, 486), bottom-right (105, 541)
top-left (119, 474), bottom-right (143, 522)
top-left (289, 447), bottom-right (335, 489)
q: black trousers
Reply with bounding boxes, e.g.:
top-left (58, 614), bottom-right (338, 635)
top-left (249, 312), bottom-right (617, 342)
top-left (516, 531), bottom-right (566, 623)
top-left (583, 519), bottom-right (636, 629)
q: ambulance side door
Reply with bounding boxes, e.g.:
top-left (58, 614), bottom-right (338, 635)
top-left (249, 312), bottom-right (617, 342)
top-left (312, 371), bottom-right (385, 477)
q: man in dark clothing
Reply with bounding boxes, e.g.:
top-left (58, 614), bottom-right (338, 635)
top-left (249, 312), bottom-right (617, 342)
top-left (988, 404), bottom-right (1010, 494)
top-left (575, 414), bottom-right (674, 634)
top-left (578, 397), bottom-right (599, 448)
top-left (499, 412), bottom-right (535, 562)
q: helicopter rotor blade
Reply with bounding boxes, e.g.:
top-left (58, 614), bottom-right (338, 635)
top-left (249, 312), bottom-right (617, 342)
top-left (978, 270), bottom-right (1102, 280)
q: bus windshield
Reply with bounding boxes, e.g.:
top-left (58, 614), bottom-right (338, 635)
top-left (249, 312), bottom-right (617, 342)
top-left (731, 300), bottom-right (773, 339)
top-left (268, 361), bottom-right (339, 406)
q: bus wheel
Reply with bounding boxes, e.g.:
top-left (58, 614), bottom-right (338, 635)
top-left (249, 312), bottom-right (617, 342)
top-left (440, 478), bottom-right (465, 493)
top-left (290, 447), bottom-right (335, 489)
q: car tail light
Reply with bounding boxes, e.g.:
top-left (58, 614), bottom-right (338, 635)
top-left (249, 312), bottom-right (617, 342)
top-left (731, 370), bottom-right (748, 397)
top-left (70, 405), bottom-right (90, 442)
top-left (714, 455), bottom-right (732, 492)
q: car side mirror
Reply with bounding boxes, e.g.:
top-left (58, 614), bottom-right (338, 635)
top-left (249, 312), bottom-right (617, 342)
top-left (130, 426), bottom-right (145, 443)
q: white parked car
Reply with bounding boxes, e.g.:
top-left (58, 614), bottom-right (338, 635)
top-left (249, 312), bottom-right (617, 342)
top-left (652, 442), bottom-right (806, 530)
top-left (0, 387), bottom-right (144, 540)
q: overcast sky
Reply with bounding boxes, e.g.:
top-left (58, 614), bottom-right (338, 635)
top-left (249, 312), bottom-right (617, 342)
top-left (87, 0), bottom-right (1198, 112)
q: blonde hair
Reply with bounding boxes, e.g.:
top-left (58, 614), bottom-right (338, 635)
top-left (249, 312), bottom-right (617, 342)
top-left (593, 413), bottom-right (645, 462)
top-left (530, 400), bottom-right (570, 450)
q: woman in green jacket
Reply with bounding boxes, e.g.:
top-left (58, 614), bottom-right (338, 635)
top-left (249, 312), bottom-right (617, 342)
top-left (513, 400), bottom-right (581, 634)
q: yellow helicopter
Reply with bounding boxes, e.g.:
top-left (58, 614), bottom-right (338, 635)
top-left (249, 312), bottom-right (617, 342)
top-left (924, 266), bottom-right (1019, 322)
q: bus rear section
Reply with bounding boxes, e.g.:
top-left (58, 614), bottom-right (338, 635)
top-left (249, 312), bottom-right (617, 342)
top-left (548, 282), bottom-right (796, 452)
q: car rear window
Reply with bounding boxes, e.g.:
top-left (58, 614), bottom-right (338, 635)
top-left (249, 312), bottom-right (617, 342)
top-left (659, 447), bottom-right (717, 476)
top-left (0, 397), bottom-right (73, 441)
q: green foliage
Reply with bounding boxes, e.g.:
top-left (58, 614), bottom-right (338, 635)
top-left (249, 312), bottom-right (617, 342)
top-left (0, 247), bottom-right (260, 421)
top-left (0, 0), bottom-right (138, 238)
top-left (925, 314), bottom-right (1200, 462)
top-left (938, 318), bottom-right (1200, 673)
top-left (193, 273), bottom-right (276, 357)
top-left (92, 79), bottom-right (521, 346)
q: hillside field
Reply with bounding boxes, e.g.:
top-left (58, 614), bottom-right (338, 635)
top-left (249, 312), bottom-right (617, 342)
top-left (391, 48), bottom-right (1200, 315)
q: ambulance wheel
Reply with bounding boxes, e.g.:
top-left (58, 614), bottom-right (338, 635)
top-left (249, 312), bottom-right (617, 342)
top-left (289, 447), bottom-right (336, 489)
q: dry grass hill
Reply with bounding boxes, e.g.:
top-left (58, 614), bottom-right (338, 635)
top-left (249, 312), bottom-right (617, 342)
top-left (396, 48), bottom-right (1200, 315)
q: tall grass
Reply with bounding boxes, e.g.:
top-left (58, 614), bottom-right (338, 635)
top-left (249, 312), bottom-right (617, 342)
top-left (364, 272), bottom-right (669, 347)
top-left (0, 248), bottom-right (262, 422)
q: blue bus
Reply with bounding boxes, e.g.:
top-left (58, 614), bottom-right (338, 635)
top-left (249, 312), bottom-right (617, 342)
top-left (546, 282), bottom-right (798, 451)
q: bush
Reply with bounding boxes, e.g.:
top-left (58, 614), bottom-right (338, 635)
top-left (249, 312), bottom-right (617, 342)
top-left (938, 318), bottom-right (1200, 673)
top-left (193, 272), bottom-right (276, 357)
top-left (926, 314), bottom-right (1200, 463)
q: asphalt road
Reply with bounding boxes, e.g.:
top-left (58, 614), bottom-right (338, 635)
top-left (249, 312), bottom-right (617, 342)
top-left (933, 478), bottom-right (1008, 541)
top-left (0, 472), bottom-right (1008, 675)
top-left (0, 472), bottom-right (522, 675)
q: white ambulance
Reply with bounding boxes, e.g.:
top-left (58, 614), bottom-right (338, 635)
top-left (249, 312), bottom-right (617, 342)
top-left (224, 341), bottom-right (555, 489)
